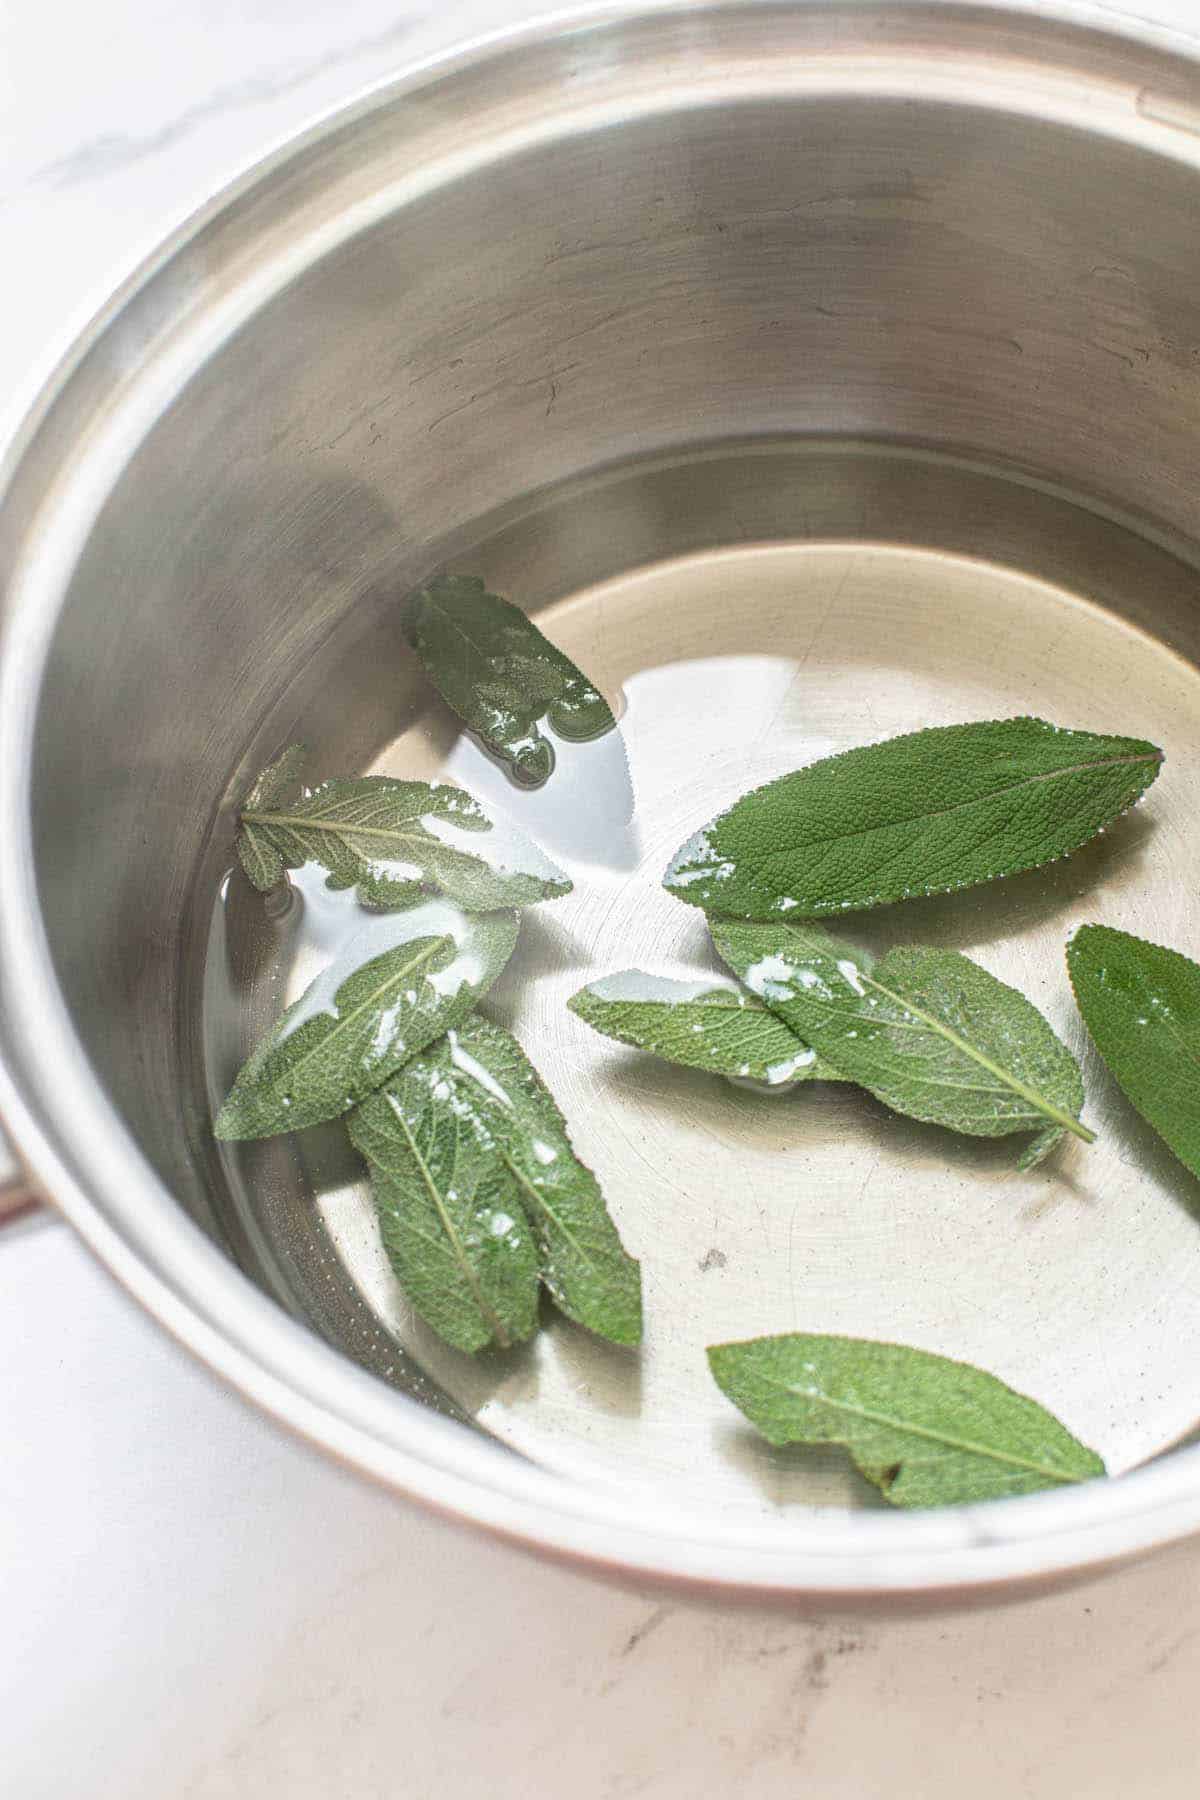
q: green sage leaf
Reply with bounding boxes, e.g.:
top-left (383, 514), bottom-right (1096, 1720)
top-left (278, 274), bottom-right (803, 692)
top-left (214, 900), bottom-right (519, 1140)
top-left (243, 742), bottom-right (308, 811)
top-left (708, 1333), bottom-right (1105, 1507)
top-left (427, 1015), bottom-right (642, 1345)
top-left (348, 1065), bottom-right (539, 1354)
top-left (665, 717), bottom-right (1162, 919)
top-left (237, 746), bottom-right (570, 911)
top-left (1068, 924), bottom-right (1200, 1181)
top-left (235, 743), bottom-right (309, 891)
top-left (567, 970), bottom-right (843, 1087)
top-left (711, 921), bottom-right (1090, 1163)
top-left (405, 573), bottom-right (617, 787)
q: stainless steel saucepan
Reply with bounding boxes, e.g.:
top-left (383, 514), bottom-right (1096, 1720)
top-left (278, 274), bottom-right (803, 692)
top-left (6, 0), bottom-right (1200, 1599)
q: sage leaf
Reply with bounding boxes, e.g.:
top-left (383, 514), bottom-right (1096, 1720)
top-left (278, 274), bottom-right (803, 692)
top-left (567, 970), bottom-right (843, 1087)
top-left (665, 717), bottom-right (1163, 918)
top-left (236, 743), bottom-right (309, 892)
top-left (237, 746), bottom-right (571, 910)
top-left (428, 1015), bottom-right (642, 1345)
top-left (708, 1333), bottom-right (1105, 1507)
top-left (348, 1065), bottom-right (539, 1354)
top-left (711, 921), bottom-right (1091, 1163)
top-left (405, 573), bottom-right (617, 787)
top-left (1068, 924), bottom-right (1200, 1181)
top-left (214, 900), bottom-right (519, 1140)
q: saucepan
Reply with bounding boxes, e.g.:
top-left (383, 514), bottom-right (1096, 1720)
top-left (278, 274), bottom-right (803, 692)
top-left (6, 0), bottom-right (1200, 1599)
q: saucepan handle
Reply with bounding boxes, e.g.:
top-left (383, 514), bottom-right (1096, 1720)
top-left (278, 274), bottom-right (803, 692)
top-left (0, 1124), bottom-right (37, 1223)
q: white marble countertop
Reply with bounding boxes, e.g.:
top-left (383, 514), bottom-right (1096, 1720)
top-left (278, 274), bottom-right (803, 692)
top-left (5, 2), bottom-right (1200, 1795)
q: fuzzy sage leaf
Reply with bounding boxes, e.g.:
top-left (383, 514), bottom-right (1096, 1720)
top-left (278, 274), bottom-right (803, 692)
top-left (347, 1061), bottom-right (539, 1354)
top-left (567, 970), bottom-right (843, 1087)
top-left (665, 717), bottom-right (1162, 919)
top-left (711, 921), bottom-right (1090, 1164)
top-left (237, 746), bottom-right (571, 911)
top-left (429, 1016), bottom-right (642, 1345)
top-left (1068, 924), bottom-right (1200, 1182)
top-left (236, 743), bottom-right (308, 890)
top-left (708, 1333), bottom-right (1105, 1507)
top-left (405, 574), bottom-right (617, 787)
top-left (214, 900), bottom-right (518, 1140)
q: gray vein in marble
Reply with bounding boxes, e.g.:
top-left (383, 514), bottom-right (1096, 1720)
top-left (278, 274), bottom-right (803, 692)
top-left (32, 11), bottom-right (439, 189)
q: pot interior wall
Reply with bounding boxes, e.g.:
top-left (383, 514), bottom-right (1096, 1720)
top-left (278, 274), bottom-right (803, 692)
top-left (27, 67), bottom-right (1200, 1483)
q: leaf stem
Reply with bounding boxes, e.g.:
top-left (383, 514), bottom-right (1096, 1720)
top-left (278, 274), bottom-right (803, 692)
top-left (241, 808), bottom-right (451, 849)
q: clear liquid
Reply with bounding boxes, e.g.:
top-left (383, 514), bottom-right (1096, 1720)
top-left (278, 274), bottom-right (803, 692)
top-left (201, 448), bottom-right (1200, 1513)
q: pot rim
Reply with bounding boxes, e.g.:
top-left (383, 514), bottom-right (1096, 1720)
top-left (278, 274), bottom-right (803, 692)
top-left (5, 0), bottom-right (1200, 1598)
